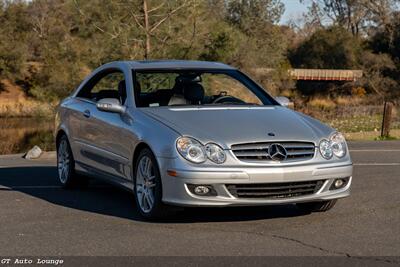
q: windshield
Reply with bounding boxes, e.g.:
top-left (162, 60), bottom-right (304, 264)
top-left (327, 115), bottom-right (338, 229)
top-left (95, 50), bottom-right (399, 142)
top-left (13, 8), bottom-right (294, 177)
top-left (133, 69), bottom-right (278, 107)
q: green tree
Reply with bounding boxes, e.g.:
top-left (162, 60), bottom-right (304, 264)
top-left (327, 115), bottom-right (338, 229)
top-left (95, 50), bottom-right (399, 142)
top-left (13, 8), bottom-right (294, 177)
top-left (0, 1), bottom-right (30, 83)
top-left (358, 51), bottom-right (398, 97)
top-left (226, 0), bottom-right (285, 29)
top-left (370, 12), bottom-right (400, 64)
top-left (0, 0), bottom-right (291, 100)
top-left (290, 26), bottom-right (362, 69)
top-left (223, 0), bottom-right (289, 71)
top-left (369, 12), bottom-right (400, 98)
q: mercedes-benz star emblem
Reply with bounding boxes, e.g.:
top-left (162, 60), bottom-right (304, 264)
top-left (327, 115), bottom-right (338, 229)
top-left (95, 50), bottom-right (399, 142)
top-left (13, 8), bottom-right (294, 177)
top-left (268, 143), bottom-right (287, 161)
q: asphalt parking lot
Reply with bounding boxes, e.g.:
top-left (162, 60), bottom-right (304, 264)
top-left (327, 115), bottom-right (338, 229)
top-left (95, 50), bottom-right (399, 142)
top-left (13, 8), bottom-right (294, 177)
top-left (0, 141), bottom-right (399, 260)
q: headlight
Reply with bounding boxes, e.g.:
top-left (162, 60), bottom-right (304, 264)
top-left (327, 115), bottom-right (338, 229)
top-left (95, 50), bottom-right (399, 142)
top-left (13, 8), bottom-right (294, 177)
top-left (330, 132), bottom-right (347, 158)
top-left (176, 137), bottom-right (226, 164)
top-left (319, 132), bottom-right (347, 160)
top-left (319, 139), bottom-right (333, 159)
top-left (205, 143), bottom-right (226, 164)
top-left (176, 137), bottom-right (206, 163)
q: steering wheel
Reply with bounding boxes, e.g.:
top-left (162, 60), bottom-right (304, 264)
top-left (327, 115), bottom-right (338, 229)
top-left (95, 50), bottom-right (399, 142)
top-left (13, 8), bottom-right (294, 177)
top-left (212, 95), bottom-right (246, 104)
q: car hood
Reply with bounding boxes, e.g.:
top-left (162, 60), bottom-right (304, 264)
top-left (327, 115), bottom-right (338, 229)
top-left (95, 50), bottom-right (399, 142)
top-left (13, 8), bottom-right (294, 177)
top-left (140, 106), bottom-right (333, 148)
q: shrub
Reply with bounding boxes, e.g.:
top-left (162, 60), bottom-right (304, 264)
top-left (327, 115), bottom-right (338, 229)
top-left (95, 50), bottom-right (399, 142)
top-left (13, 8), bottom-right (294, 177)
top-left (351, 87), bottom-right (366, 97)
top-left (308, 97), bottom-right (336, 111)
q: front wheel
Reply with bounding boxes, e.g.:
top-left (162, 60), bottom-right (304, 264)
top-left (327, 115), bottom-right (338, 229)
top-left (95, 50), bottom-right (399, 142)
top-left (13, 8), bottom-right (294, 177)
top-left (133, 148), bottom-right (172, 219)
top-left (296, 200), bottom-right (337, 213)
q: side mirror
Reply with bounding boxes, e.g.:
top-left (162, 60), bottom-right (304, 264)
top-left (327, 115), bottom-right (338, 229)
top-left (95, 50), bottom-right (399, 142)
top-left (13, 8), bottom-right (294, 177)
top-left (96, 98), bottom-right (126, 114)
top-left (275, 96), bottom-right (292, 108)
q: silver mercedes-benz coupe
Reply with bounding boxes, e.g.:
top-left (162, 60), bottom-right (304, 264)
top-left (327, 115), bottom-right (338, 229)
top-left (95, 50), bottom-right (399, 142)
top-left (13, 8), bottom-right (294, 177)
top-left (55, 60), bottom-right (352, 219)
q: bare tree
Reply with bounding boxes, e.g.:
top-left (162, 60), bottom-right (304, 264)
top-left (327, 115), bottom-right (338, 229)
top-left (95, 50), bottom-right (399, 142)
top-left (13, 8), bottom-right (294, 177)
top-left (302, 0), bottom-right (400, 36)
top-left (292, 1), bottom-right (326, 38)
top-left (132, 0), bottom-right (191, 59)
top-left (74, 0), bottom-right (192, 59)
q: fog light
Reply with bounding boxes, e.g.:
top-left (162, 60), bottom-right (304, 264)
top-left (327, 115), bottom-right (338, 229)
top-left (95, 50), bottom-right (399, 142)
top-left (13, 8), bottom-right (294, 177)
top-left (194, 186), bottom-right (209, 195)
top-left (330, 178), bottom-right (349, 190)
top-left (334, 179), bottom-right (344, 188)
top-left (187, 184), bottom-right (217, 196)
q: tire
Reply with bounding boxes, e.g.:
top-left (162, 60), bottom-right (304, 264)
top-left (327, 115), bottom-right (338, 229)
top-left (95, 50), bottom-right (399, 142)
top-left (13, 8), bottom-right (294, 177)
top-left (133, 148), bottom-right (172, 219)
top-left (296, 200), bottom-right (337, 213)
top-left (57, 135), bottom-right (87, 189)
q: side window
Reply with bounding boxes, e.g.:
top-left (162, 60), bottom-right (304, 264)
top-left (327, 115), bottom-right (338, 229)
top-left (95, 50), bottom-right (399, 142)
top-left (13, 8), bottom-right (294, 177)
top-left (77, 71), bottom-right (127, 104)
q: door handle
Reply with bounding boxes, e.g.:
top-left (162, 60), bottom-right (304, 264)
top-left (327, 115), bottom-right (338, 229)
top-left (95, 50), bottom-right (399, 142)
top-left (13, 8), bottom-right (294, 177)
top-left (83, 109), bottom-right (91, 118)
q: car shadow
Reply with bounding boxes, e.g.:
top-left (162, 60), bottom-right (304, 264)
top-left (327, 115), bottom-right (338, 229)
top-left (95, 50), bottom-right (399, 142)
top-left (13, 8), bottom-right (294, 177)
top-left (0, 166), bottom-right (310, 223)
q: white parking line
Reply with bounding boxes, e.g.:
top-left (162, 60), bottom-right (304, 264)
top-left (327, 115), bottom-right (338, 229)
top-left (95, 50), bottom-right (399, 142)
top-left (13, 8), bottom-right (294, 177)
top-left (0, 185), bottom-right (61, 190)
top-left (0, 185), bottom-right (111, 190)
top-left (350, 150), bottom-right (400, 152)
top-left (0, 165), bottom-right (54, 168)
top-left (354, 163), bottom-right (400, 166)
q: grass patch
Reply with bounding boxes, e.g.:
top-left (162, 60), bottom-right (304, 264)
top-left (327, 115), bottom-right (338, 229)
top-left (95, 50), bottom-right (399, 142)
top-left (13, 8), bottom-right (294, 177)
top-left (0, 79), bottom-right (56, 118)
top-left (344, 129), bottom-right (400, 141)
top-left (308, 97), bottom-right (336, 111)
top-left (374, 135), bottom-right (398, 141)
top-left (0, 99), bottom-right (56, 118)
top-left (324, 115), bottom-right (383, 133)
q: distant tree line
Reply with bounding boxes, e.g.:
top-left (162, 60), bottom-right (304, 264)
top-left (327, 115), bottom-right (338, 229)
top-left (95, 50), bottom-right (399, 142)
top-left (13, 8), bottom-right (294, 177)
top-left (0, 0), bottom-right (399, 101)
top-left (290, 0), bottom-right (400, 99)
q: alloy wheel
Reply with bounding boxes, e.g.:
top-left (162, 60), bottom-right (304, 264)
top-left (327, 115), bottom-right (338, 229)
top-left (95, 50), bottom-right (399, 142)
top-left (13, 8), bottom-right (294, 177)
top-left (135, 155), bottom-right (156, 213)
top-left (57, 139), bottom-right (70, 184)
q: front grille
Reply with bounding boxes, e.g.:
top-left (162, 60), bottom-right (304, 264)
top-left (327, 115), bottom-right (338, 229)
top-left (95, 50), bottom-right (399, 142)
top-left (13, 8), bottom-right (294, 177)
top-left (231, 141), bottom-right (315, 163)
top-left (226, 180), bottom-right (325, 199)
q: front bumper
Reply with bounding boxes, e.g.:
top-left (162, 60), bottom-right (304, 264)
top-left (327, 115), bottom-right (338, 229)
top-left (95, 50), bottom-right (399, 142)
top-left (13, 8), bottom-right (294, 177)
top-left (160, 159), bottom-right (353, 207)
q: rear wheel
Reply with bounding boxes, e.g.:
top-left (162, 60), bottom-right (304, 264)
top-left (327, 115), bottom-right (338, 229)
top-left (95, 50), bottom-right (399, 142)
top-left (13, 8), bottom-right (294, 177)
top-left (133, 148), bottom-right (171, 219)
top-left (296, 200), bottom-right (337, 213)
top-left (57, 135), bottom-right (87, 188)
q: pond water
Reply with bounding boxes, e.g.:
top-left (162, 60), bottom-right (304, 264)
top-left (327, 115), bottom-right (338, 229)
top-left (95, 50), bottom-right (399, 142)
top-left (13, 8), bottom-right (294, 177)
top-left (0, 117), bottom-right (54, 155)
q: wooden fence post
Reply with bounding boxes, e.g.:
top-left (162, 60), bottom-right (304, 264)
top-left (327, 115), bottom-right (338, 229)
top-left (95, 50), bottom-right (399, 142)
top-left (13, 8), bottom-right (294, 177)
top-left (381, 101), bottom-right (393, 138)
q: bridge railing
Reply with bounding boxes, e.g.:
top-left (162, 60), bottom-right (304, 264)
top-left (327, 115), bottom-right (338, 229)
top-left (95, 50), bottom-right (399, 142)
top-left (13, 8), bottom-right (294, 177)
top-left (289, 69), bottom-right (363, 81)
top-left (253, 68), bottom-right (363, 81)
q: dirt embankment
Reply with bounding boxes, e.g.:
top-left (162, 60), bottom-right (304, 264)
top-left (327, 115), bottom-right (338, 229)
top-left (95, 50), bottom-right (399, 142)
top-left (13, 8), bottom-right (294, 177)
top-left (0, 79), bottom-right (55, 117)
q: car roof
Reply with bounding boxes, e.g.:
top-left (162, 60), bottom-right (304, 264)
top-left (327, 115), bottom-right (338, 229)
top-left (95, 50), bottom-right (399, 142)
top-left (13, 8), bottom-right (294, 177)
top-left (117, 60), bottom-right (236, 70)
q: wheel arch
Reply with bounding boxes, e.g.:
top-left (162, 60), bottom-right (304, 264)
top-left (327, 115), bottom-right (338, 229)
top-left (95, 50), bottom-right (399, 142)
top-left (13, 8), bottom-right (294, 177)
top-left (132, 142), bottom-right (159, 170)
top-left (132, 142), bottom-right (165, 190)
top-left (55, 129), bottom-right (68, 147)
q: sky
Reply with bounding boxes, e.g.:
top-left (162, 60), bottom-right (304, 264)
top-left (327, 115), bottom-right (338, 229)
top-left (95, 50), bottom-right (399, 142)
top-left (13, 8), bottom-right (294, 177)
top-left (280, 0), bottom-right (309, 24)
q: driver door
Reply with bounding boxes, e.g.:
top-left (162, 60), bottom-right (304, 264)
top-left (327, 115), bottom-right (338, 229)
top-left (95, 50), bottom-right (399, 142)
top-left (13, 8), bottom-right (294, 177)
top-left (75, 70), bottom-right (132, 180)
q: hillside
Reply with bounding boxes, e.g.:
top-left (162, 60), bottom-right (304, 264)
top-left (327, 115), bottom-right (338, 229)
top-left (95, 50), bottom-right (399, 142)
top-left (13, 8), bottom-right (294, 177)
top-left (0, 80), bottom-right (54, 117)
